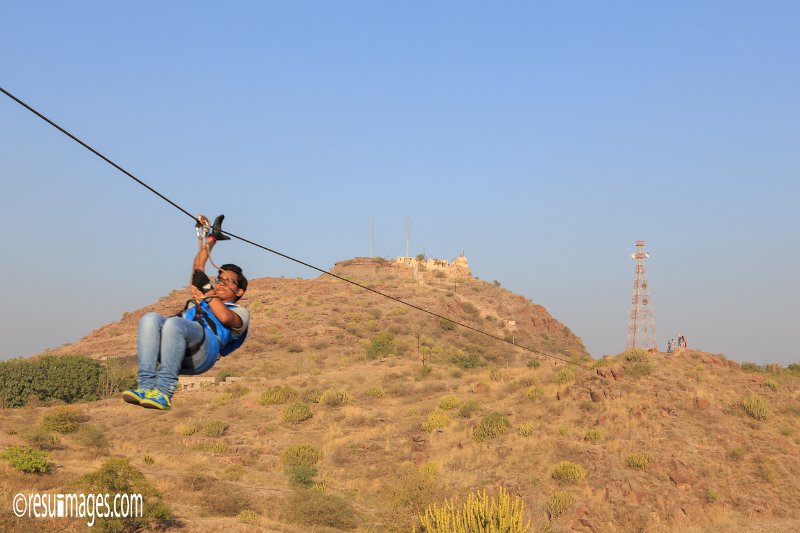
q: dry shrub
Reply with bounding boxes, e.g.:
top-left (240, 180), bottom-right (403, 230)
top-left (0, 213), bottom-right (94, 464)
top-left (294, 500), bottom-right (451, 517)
top-left (200, 420), bottom-right (228, 437)
top-left (547, 491), bottom-right (574, 518)
top-left (200, 481), bottom-right (252, 517)
top-left (283, 403), bottom-right (313, 424)
top-left (584, 428), bottom-right (600, 443)
top-left (438, 395), bottom-right (461, 410)
top-left (741, 394), bottom-right (772, 420)
top-left (41, 407), bottom-right (79, 434)
top-left (459, 400), bottom-right (480, 419)
top-left (281, 444), bottom-right (321, 469)
top-left (552, 461), bottom-right (587, 483)
top-left (622, 348), bottom-right (649, 362)
top-left (286, 489), bottom-right (358, 529)
top-left (75, 425), bottom-right (108, 451)
top-left (517, 422), bottom-right (534, 437)
top-left (422, 410), bottom-right (451, 433)
top-left (381, 466), bottom-right (439, 530)
top-left (319, 388), bottom-right (352, 407)
top-left (22, 428), bottom-right (60, 450)
top-left (365, 386), bottom-right (384, 398)
top-left (260, 385), bottom-right (298, 405)
top-left (473, 412), bottom-right (510, 442)
top-left (176, 423), bottom-right (196, 436)
top-left (237, 509), bottom-right (259, 524)
top-left (213, 392), bottom-right (234, 406)
top-left (74, 457), bottom-right (171, 529)
top-left (525, 385), bottom-right (544, 400)
top-left (553, 367), bottom-right (575, 385)
top-left (626, 453), bottom-right (650, 470)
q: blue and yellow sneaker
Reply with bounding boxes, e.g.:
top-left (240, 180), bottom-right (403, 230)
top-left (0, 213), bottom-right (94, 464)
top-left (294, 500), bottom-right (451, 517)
top-left (140, 389), bottom-right (172, 411)
top-left (122, 388), bottom-right (148, 406)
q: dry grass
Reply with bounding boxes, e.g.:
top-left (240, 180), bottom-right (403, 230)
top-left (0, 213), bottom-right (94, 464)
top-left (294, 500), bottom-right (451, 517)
top-left (4, 260), bottom-right (800, 531)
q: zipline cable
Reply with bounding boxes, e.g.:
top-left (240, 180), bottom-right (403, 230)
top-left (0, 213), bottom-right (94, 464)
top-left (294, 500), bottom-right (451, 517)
top-left (1, 85), bottom-right (593, 371)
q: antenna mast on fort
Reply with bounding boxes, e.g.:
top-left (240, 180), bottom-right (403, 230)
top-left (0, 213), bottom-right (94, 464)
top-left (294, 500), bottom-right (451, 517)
top-left (370, 214), bottom-right (374, 257)
top-left (405, 216), bottom-right (410, 258)
top-left (626, 240), bottom-right (657, 351)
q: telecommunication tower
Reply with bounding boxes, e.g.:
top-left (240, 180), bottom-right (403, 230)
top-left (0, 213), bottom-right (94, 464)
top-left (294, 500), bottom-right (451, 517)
top-left (626, 240), bottom-right (657, 350)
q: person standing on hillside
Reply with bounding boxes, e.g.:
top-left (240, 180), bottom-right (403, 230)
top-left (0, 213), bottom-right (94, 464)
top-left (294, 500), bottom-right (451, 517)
top-left (122, 215), bottom-right (250, 411)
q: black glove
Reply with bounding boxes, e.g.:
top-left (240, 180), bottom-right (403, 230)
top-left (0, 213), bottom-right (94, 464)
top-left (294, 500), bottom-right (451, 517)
top-left (210, 214), bottom-right (231, 241)
top-left (192, 269), bottom-right (213, 293)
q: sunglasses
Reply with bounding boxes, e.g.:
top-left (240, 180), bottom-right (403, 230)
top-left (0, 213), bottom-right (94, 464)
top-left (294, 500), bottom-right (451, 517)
top-left (215, 276), bottom-right (239, 288)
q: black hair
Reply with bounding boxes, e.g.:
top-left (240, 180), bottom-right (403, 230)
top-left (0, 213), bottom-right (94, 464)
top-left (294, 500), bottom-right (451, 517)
top-left (220, 263), bottom-right (248, 294)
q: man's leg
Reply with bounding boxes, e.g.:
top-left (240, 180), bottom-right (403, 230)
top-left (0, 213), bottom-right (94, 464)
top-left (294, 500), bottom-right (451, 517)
top-left (155, 316), bottom-right (206, 398)
top-left (137, 312), bottom-right (167, 390)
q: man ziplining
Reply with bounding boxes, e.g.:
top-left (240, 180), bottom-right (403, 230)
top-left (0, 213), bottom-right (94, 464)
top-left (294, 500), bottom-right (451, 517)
top-left (123, 215), bottom-right (250, 411)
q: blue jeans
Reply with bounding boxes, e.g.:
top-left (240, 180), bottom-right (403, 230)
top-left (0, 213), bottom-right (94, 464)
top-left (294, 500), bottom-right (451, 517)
top-left (136, 312), bottom-right (207, 397)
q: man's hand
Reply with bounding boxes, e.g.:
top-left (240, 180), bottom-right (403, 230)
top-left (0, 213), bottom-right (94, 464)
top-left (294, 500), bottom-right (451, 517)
top-left (192, 269), bottom-right (213, 293)
top-left (190, 285), bottom-right (218, 301)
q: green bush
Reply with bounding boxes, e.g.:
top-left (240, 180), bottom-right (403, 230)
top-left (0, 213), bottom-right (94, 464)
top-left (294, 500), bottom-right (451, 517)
top-left (281, 444), bottom-right (321, 469)
top-left (0, 355), bottom-right (105, 408)
top-left (419, 487), bottom-right (530, 532)
top-left (259, 385), bottom-right (298, 405)
top-left (319, 388), bottom-right (352, 407)
top-left (283, 403), bottom-right (313, 424)
top-left (75, 457), bottom-right (171, 531)
top-left (438, 395), bottom-right (461, 410)
top-left (458, 400), bottom-right (480, 419)
top-left (439, 318), bottom-right (456, 331)
top-left (41, 407), bottom-right (80, 434)
top-left (449, 352), bottom-right (485, 370)
top-left (489, 368), bottom-right (503, 382)
top-left (366, 331), bottom-right (396, 360)
top-left (787, 363), bottom-right (800, 377)
top-left (526, 359), bottom-right (541, 369)
top-left (200, 420), bottom-right (229, 437)
top-left (553, 367), bottom-right (575, 385)
top-left (552, 461), bottom-right (587, 483)
top-left (473, 412), bottom-right (510, 442)
top-left (765, 379), bottom-right (778, 391)
top-left (422, 410), bottom-right (451, 433)
top-left (741, 394), bottom-right (772, 420)
top-left (626, 453), bottom-right (650, 470)
top-left (546, 491), bottom-right (574, 518)
top-left (1, 445), bottom-right (52, 473)
top-left (288, 463), bottom-right (318, 487)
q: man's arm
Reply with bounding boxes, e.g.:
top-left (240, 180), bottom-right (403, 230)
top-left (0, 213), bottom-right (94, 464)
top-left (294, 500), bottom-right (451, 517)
top-left (189, 285), bottom-right (243, 329)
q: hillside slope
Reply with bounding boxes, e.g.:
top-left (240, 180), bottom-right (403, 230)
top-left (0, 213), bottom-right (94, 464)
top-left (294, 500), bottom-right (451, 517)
top-left (2, 258), bottom-right (800, 532)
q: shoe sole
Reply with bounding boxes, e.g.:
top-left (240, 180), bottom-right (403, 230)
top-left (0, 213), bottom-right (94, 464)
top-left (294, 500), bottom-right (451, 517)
top-left (140, 399), bottom-right (171, 411)
top-left (122, 391), bottom-right (143, 405)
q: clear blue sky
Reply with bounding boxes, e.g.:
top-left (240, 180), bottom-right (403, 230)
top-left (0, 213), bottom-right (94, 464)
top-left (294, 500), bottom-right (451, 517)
top-left (2, 2), bottom-right (798, 364)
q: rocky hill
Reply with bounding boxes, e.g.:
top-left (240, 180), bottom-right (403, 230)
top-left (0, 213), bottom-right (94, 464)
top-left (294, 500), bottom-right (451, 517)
top-left (2, 257), bottom-right (800, 532)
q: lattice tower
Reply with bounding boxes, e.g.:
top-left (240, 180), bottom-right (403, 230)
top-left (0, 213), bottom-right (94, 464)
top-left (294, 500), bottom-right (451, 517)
top-left (626, 240), bottom-right (657, 350)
